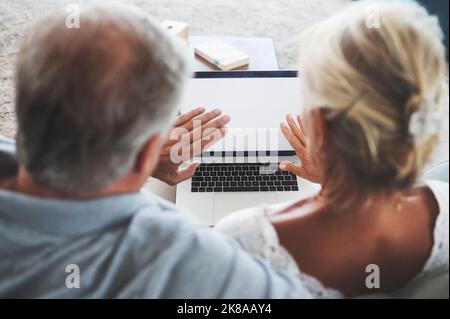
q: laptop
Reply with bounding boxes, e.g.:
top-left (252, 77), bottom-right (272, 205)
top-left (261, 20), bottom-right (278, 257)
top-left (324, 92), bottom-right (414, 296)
top-left (176, 71), bottom-right (320, 225)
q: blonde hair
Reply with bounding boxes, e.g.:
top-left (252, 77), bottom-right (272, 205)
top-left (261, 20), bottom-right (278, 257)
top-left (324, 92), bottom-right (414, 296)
top-left (299, 0), bottom-right (447, 203)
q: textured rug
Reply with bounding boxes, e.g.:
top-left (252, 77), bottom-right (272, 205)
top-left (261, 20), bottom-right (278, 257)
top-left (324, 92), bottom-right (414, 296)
top-left (0, 0), bottom-right (349, 134)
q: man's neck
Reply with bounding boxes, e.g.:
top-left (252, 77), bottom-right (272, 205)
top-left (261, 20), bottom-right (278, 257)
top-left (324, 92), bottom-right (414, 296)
top-left (9, 166), bottom-right (143, 199)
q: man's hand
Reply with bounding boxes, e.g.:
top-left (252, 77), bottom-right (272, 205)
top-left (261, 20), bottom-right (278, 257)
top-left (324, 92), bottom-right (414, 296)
top-left (152, 107), bottom-right (230, 185)
top-left (279, 114), bottom-right (322, 184)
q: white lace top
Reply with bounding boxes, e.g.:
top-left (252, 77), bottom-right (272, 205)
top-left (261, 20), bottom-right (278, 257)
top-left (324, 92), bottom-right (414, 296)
top-left (216, 180), bottom-right (449, 299)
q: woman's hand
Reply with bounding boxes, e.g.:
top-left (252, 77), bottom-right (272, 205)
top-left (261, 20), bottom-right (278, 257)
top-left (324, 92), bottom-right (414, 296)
top-left (152, 107), bottom-right (230, 185)
top-left (280, 114), bottom-right (322, 184)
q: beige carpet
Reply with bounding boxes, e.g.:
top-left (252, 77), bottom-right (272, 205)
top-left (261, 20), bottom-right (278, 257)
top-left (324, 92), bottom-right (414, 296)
top-left (0, 0), bottom-right (350, 134)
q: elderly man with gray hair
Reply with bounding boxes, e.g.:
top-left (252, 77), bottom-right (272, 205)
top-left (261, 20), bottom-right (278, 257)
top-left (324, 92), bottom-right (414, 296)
top-left (0, 4), bottom-right (312, 298)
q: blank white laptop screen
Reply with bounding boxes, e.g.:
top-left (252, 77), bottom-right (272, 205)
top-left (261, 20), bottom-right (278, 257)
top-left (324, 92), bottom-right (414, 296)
top-left (178, 75), bottom-right (303, 154)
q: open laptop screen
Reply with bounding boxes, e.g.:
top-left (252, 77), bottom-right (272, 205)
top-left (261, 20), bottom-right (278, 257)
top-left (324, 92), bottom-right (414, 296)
top-left (178, 71), bottom-right (302, 156)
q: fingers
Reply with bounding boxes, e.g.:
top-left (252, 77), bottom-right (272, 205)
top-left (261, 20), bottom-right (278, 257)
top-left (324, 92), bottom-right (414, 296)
top-left (173, 107), bottom-right (205, 127)
top-left (165, 109), bottom-right (228, 148)
top-left (188, 114), bottom-right (230, 145)
top-left (279, 161), bottom-right (305, 177)
top-left (191, 127), bottom-right (226, 157)
top-left (280, 122), bottom-right (304, 152)
top-left (286, 114), bottom-right (306, 148)
top-left (297, 115), bottom-right (307, 136)
top-left (174, 162), bottom-right (200, 184)
top-left (182, 108), bottom-right (223, 132)
top-left (163, 114), bottom-right (229, 156)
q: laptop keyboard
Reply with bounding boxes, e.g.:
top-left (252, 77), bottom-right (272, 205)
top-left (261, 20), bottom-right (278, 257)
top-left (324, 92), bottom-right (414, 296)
top-left (191, 163), bottom-right (299, 192)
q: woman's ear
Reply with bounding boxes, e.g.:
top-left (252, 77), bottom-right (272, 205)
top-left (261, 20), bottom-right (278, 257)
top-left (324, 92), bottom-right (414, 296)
top-left (135, 133), bottom-right (163, 177)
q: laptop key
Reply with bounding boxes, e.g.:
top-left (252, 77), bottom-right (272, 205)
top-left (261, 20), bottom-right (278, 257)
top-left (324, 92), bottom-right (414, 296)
top-left (206, 187), bottom-right (213, 192)
top-left (192, 188), bottom-right (199, 192)
top-left (199, 188), bottom-right (206, 192)
top-left (214, 187), bottom-right (223, 192)
top-left (277, 186), bottom-right (284, 191)
top-left (223, 187), bottom-right (259, 192)
top-left (269, 187), bottom-right (276, 192)
top-left (260, 187), bottom-right (269, 192)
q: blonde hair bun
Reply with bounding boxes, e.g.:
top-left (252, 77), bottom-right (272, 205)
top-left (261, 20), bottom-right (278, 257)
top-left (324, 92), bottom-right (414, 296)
top-left (299, 0), bottom-right (448, 198)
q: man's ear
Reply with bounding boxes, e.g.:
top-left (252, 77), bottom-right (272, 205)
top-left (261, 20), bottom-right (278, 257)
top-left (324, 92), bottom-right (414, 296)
top-left (310, 108), bottom-right (328, 149)
top-left (134, 133), bottom-right (163, 177)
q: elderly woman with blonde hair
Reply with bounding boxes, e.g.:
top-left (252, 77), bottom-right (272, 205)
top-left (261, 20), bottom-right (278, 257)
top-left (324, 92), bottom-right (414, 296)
top-left (217, 0), bottom-right (449, 298)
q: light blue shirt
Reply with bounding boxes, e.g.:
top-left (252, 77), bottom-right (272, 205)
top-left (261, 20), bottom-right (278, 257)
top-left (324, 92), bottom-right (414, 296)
top-left (0, 136), bottom-right (311, 298)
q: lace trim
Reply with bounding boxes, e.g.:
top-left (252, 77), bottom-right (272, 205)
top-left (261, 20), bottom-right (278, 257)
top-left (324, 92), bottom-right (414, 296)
top-left (421, 180), bottom-right (449, 273)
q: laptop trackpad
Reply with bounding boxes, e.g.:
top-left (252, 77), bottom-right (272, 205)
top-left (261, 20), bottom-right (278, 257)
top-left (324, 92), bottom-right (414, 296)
top-left (213, 193), bottom-right (277, 223)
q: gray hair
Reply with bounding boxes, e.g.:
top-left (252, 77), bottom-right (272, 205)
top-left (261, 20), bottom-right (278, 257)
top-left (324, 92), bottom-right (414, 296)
top-left (15, 4), bottom-right (189, 194)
